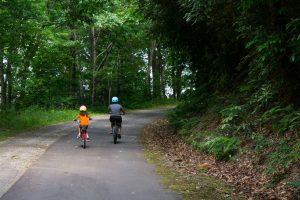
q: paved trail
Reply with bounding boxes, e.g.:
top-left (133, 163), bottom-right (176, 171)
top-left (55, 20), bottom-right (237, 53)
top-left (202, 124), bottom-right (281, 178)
top-left (0, 108), bottom-right (180, 200)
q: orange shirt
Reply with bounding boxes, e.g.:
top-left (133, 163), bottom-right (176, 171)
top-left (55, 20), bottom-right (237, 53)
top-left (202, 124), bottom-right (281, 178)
top-left (76, 114), bottom-right (89, 125)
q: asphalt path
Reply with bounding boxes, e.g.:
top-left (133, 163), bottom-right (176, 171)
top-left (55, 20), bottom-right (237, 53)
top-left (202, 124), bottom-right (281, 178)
top-left (0, 108), bottom-right (180, 200)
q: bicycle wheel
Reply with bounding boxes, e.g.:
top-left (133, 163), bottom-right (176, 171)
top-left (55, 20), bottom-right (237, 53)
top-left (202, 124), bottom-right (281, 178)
top-left (81, 129), bottom-right (87, 149)
top-left (113, 126), bottom-right (117, 144)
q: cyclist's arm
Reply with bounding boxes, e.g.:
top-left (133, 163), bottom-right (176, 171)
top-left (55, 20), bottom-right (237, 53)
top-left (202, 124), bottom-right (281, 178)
top-left (120, 107), bottom-right (125, 115)
top-left (87, 114), bottom-right (92, 120)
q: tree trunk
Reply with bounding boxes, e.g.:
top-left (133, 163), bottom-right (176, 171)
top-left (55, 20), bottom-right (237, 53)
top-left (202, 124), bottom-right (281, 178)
top-left (157, 45), bottom-right (165, 98)
top-left (6, 59), bottom-right (12, 105)
top-left (146, 47), bottom-right (152, 98)
top-left (0, 48), bottom-right (6, 107)
top-left (91, 26), bottom-right (97, 105)
top-left (151, 40), bottom-right (161, 99)
top-left (69, 31), bottom-right (78, 99)
top-left (175, 64), bottom-right (183, 99)
top-left (171, 63), bottom-right (177, 98)
top-left (171, 55), bottom-right (183, 99)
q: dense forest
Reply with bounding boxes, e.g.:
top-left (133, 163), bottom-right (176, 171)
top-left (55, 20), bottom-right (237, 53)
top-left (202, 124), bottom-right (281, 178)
top-left (0, 0), bottom-right (299, 199)
top-left (0, 0), bottom-right (178, 109)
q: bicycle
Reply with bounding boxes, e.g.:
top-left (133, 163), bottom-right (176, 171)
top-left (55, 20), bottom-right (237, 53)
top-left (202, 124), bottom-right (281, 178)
top-left (111, 113), bottom-right (124, 144)
top-left (74, 119), bottom-right (91, 149)
top-left (112, 120), bottom-right (120, 144)
top-left (80, 126), bottom-right (88, 149)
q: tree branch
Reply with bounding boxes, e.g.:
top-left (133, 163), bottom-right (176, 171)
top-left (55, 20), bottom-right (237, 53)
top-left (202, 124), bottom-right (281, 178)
top-left (96, 42), bottom-right (113, 72)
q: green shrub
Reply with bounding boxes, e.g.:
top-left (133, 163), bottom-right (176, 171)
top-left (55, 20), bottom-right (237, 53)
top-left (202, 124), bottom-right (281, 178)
top-left (265, 140), bottom-right (300, 175)
top-left (261, 105), bottom-right (300, 134)
top-left (251, 133), bottom-right (270, 152)
top-left (219, 105), bottom-right (245, 134)
top-left (198, 136), bottom-right (240, 160)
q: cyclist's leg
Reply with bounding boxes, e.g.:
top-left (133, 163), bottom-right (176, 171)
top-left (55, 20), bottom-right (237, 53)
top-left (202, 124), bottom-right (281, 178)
top-left (117, 116), bottom-right (122, 135)
top-left (109, 116), bottom-right (114, 134)
top-left (76, 121), bottom-right (81, 138)
top-left (78, 125), bottom-right (82, 138)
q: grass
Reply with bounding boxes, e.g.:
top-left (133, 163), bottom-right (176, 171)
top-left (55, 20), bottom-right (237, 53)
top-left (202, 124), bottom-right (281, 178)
top-left (0, 107), bottom-right (78, 141)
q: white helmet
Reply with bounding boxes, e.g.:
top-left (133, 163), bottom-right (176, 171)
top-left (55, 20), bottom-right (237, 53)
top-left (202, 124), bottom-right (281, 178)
top-left (112, 96), bottom-right (118, 103)
top-left (79, 105), bottom-right (87, 111)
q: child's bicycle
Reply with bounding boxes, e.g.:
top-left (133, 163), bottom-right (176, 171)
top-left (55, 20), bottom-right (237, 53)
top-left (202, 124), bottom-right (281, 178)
top-left (79, 126), bottom-right (88, 149)
top-left (74, 119), bottom-right (91, 149)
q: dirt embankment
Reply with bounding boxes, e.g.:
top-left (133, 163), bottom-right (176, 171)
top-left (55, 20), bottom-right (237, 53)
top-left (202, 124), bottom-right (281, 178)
top-left (141, 118), bottom-right (299, 200)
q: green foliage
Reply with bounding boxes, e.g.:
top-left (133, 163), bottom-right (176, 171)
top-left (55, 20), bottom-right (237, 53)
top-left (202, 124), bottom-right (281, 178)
top-left (219, 105), bottom-right (249, 135)
top-left (249, 84), bottom-right (275, 110)
top-left (287, 181), bottom-right (300, 188)
top-left (0, 106), bottom-right (78, 140)
top-left (167, 98), bottom-right (206, 129)
top-left (265, 140), bottom-right (300, 175)
top-left (287, 18), bottom-right (300, 63)
top-left (262, 105), bottom-right (300, 134)
top-left (198, 136), bottom-right (240, 160)
top-left (123, 98), bottom-right (178, 110)
top-left (251, 133), bottom-right (270, 152)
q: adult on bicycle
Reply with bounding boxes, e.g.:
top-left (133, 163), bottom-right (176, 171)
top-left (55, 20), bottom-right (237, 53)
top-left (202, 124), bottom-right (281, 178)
top-left (108, 97), bottom-right (125, 138)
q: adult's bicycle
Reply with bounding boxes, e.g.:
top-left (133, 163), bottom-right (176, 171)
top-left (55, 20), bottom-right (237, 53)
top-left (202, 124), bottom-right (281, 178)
top-left (112, 120), bottom-right (121, 144)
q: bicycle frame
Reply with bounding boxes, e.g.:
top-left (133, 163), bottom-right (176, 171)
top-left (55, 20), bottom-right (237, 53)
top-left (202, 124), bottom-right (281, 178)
top-left (80, 126), bottom-right (87, 148)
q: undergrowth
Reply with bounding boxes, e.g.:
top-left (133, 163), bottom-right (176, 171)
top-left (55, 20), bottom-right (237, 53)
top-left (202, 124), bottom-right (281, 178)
top-left (167, 93), bottom-right (300, 191)
top-left (0, 106), bottom-right (78, 140)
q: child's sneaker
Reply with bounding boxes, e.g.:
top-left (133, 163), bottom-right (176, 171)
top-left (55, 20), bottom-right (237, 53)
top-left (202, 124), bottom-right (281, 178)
top-left (86, 137), bottom-right (91, 141)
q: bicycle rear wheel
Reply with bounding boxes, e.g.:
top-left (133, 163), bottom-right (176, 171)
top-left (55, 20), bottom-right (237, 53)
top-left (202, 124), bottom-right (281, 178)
top-left (81, 129), bottom-right (87, 149)
top-left (83, 140), bottom-right (86, 148)
top-left (113, 126), bottom-right (117, 144)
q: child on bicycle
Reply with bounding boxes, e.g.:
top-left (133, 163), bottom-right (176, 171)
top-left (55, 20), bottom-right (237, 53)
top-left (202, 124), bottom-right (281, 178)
top-left (74, 105), bottom-right (91, 141)
top-left (108, 97), bottom-right (125, 138)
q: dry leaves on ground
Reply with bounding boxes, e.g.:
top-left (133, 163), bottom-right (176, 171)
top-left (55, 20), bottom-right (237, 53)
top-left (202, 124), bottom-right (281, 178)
top-left (141, 118), bottom-right (299, 200)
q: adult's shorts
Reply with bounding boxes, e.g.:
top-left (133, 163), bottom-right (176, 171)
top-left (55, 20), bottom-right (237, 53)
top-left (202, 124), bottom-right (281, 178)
top-left (110, 116), bottom-right (122, 127)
